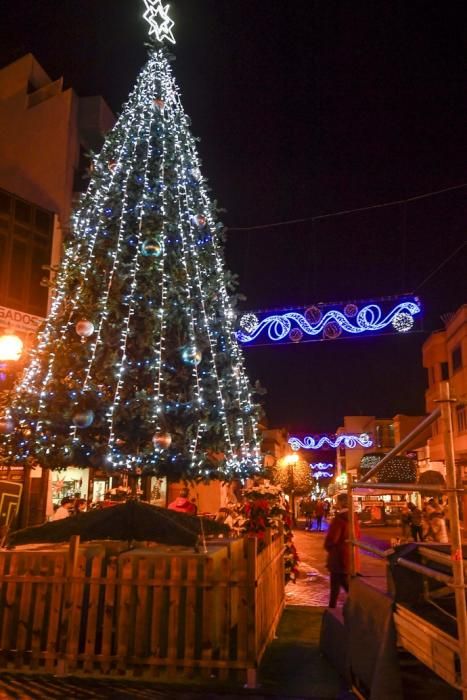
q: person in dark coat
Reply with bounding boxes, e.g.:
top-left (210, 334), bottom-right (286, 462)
top-left (324, 493), bottom-right (360, 608)
top-left (407, 502), bottom-right (423, 541)
top-left (315, 500), bottom-right (325, 531)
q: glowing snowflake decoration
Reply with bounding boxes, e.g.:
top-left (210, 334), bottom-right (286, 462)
top-left (143, 0), bottom-right (176, 44)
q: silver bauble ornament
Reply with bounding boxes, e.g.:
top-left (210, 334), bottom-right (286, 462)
top-left (141, 239), bottom-right (163, 257)
top-left (72, 410), bottom-right (94, 429)
top-left (75, 320), bottom-right (95, 339)
top-left (191, 214), bottom-right (207, 227)
top-left (153, 432), bottom-right (172, 450)
top-left (181, 346), bottom-right (202, 366)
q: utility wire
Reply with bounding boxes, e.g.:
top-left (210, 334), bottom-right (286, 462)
top-left (227, 182), bottom-right (467, 232)
top-left (414, 239), bottom-right (467, 292)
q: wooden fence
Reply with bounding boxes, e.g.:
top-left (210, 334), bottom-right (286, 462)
top-left (0, 530), bottom-right (285, 683)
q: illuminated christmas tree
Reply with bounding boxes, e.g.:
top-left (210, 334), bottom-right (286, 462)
top-left (2, 1), bottom-right (260, 482)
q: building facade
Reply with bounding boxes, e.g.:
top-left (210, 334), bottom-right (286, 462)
top-left (422, 305), bottom-right (467, 484)
top-left (335, 416), bottom-right (395, 478)
top-left (0, 53), bottom-right (114, 525)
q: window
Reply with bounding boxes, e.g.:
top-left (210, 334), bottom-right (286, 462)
top-left (14, 200), bottom-right (31, 224)
top-left (452, 345), bottom-right (463, 373)
top-left (0, 191), bottom-right (11, 215)
top-left (441, 362), bottom-right (449, 381)
top-left (457, 405), bottom-right (467, 434)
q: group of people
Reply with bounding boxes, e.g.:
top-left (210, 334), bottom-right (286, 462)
top-left (401, 498), bottom-right (448, 543)
top-left (299, 497), bottom-right (331, 531)
top-left (52, 487), bottom-right (199, 521)
top-left (323, 494), bottom-right (450, 609)
top-left (52, 496), bottom-right (87, 520)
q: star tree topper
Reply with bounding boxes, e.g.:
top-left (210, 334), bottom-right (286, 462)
top-left (143, 0), bottom-right (176, 44)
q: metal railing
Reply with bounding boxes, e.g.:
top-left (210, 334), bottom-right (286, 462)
top-left (346, 382), bottom-right (467, 699)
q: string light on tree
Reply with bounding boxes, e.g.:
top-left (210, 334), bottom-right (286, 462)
top-left (0, 0), bottom-right (261, 481)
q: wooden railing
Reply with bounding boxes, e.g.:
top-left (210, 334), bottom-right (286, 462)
top-left (0, 530), bottom-right (285, 683)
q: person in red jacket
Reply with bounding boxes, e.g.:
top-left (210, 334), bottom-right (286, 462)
top-left (168, 487), bottom-right (198, 515)
top-left (324, 493), bottom-right (360, 608)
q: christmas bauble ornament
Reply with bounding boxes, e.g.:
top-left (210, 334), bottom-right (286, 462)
top-left (153, 432), bottom-right (172, 450)
top-left (181, 346), bottom-right (202, 366)
top-left (141, 239), bottom-right (163, 257)
top-left (108, 160), bottom-right (117, 173)
top-left (0, 419), bottom-right (14, 434)
top-left (289, 329), bottom-right (304, 343)
top-left (344, 303), bottom-right (358, 318)
top-left (75, 320), bottom-right (95, 339)
top-left (72, 410), bottom-right (94, 429)
top-left (305, 305), bottom-right (322, 325)
top-left (191, 214), bottom-right (207, 227)
top-left (153, 98), bottom-right (165, 111)
top-left (323, 322), bottom-right (342, 340)
top-left (190, 167), bottom-right (202, 180)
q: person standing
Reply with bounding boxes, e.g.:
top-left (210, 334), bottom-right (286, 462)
top-left (425, 499), bottom-right (449, 543)
top-left (400, 501), bottom-right (411, 542)
top-left (315, 500), bottom-right (325, 532)
top-left (324, 493), bottom-right (360, 608)
top-left (407, 502), bottom-right (423, 541)
top-left (168, 487), bottom-right (197, 515)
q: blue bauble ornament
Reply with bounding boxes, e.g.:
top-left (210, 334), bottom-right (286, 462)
top-left (181, 346), bottom-right (202, 366)
top-left (141, 239), bottom-right (163, 257)
top-left (72, 410), bottom-right (94, 429)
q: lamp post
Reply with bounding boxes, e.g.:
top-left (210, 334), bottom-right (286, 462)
top-left (0, 333), bottom-right (23, 362)
top-left (0, 332), bottom-right (24, 391)
top-left (0, 333), bottom-right (24, 391)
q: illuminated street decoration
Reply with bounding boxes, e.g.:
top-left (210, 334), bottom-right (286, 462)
top-left (310, 463), bottom-right (334, 479)
top-left (237, 296), bottom-right (421, 345)
top-left (143, 0), bottom-right (176, 44)
top-left (239, 313), bottom-right (259, 334)
top-left (1, 5), bottom-right (260, 481)
top-left (391, 311), bottom-right (415, 333)
top-left (313, 470), bottom-right (333, 479)
top-left (289, 433), bottom-right (373, 451)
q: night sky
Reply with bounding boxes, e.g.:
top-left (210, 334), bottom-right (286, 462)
top-left (1, 1), bottom-right (466, 433)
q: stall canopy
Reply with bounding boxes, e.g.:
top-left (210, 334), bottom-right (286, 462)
top-left (6, 500), bottom-right (229, 548)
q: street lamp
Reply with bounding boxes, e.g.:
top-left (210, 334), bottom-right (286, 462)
top-left (0, 334), bottom-right (23, 362)
top-left (282, 454), bottom-right (299, 525)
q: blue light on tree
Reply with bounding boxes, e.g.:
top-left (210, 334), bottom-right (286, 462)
top-left (237, 296), bottom-right (421, 345)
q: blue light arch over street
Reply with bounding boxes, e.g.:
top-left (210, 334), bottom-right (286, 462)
top-left (236, 295), bottom-right (421, 346)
